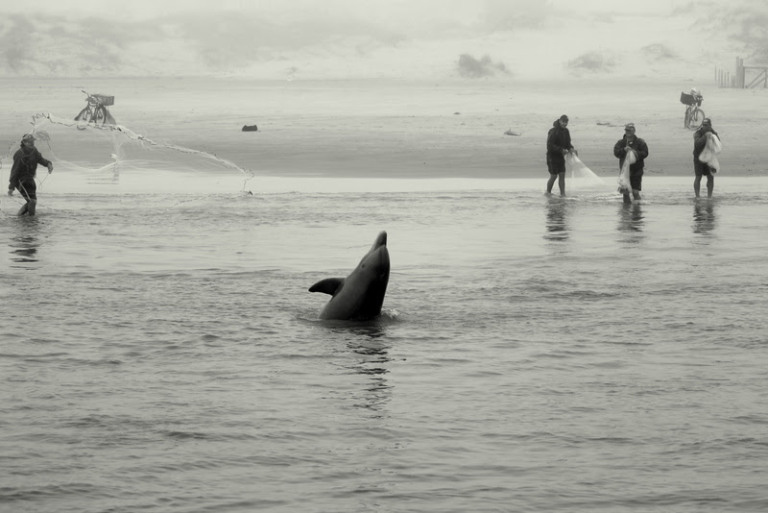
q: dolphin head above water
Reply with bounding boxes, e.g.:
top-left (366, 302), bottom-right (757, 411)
top-left (309, 231), bottom-right (390, 321)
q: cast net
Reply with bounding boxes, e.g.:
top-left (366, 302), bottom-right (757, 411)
top-left (1, 113), bottom-right (257, 194)
top-left (565, 153), bottom-right (605, 189)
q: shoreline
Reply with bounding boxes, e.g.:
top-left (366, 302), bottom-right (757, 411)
top-left (22, 171), bottom-right (768, 196)
top-left (3, 77), bottom-right (767, 183)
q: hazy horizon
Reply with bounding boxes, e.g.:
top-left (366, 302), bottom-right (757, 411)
top-left (0, 0), bottom-right (763, 81)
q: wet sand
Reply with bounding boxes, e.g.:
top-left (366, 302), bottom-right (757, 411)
top-left (2, 77), bottom-right (767, 181)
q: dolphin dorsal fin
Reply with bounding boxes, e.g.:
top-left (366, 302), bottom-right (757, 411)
top-left (308, 278), bottom-right (345, 296)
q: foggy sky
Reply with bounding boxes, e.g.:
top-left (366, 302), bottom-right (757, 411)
top-left (0, 0), bottom-right (758, 80)
top-left (1, 0), bottom-right (682, 19)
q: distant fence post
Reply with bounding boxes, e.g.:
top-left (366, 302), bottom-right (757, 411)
top-left (716, 57), bottom-right (768, 88)
top-left (736, 56), bottom-right (745, 88)
top-left (715, 64), bottom-right (732, 88)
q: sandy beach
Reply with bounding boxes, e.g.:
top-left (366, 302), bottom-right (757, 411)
top-left (2, 77), bottom-right (767, 185)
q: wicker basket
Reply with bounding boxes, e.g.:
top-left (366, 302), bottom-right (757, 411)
top-left (679, 92), bottom-right (701, 106)
top-left (92, 94), bottom-right (114, 106)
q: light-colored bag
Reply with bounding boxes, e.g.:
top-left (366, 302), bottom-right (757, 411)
top-left (618, 148), bottom-right (636, 194)
top-left (698, 133), bottom-right (722, 172)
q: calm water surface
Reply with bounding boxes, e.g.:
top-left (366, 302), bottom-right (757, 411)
top-left (2, 178), bottom-right (768, 512)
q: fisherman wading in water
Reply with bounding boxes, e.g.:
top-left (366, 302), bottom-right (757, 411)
top-left (546, 114), bottom-right (576, 197)
top-left (7, 133), bottom-right (53, 216)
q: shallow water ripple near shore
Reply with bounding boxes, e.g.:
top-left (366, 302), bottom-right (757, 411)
top-left (2, 181), bottom-right (768, 513)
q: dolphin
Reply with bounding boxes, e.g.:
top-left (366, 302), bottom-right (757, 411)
top-left (309, 231), bottom-right (390, 321)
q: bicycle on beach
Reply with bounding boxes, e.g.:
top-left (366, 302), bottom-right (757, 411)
top-left (74, 90), bottom-right (115, 127)
top-left (680, 89), bottom-right (705, 130)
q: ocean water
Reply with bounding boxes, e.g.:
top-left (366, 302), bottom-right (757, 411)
top-left (2, 172), bottom-right (768, 512)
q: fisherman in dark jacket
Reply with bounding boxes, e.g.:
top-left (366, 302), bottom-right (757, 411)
top-left (546, 114), bottom-right (575, 196)
top-left (7, 133), bottom-right (53, 216)
top-left (613, 123), bottom-right (649, 203)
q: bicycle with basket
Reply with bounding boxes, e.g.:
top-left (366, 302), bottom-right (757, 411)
top-left (74, 90), bottom-right (115, 127)
top-left (680, 89), bottom-right (705, 130)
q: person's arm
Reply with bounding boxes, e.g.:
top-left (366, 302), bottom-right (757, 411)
top-left (636, 139), bottom-right (649, 161)
top-left (693, 130), bottom-right (709, 153)
top-left (564, 130), bottom-right (574, 152)
top-left (546, 129), bottom-right (561, 154)
top-left (613, 139), bottom-right (626, 159)
top-left (34, 149), bottom-right (53, 172)
top-left (8, 153), bottom-right (20, 193)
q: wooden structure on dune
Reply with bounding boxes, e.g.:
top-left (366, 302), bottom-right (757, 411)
top-left (716, 57), bottom-right (768, 88)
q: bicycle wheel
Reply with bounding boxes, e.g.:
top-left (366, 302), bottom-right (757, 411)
top-left (75, 106), bottom-right (92, 122)
top-left (688, 108), bottom-right (705, 129)
top-left (93, 106), bottom-right (106, 125)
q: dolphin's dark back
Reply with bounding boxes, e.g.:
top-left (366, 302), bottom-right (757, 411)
top-left (310, 231), bottom-right (390, 321)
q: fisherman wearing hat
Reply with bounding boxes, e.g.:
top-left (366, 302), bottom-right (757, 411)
top-left (693, 117), bottom-right (719, 198)
top-left (7, 133), bottom-right (54, 216)
top-left (546, 114), bottom-right (577, 196)
top-left (613, 123), bottom-right (649, 203)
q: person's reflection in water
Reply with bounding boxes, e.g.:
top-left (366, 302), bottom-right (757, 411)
top-left (693, 200), bottom-right (716, 236)
top-left (544, 199), bottom-right (569, 243)
top-left (9, 217), bottom-right (41, 267)
top-left (617, 202), bottom-right (645, 243)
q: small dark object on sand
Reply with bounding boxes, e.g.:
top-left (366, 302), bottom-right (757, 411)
top-left (242, 125), bottom-right (258, 132)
